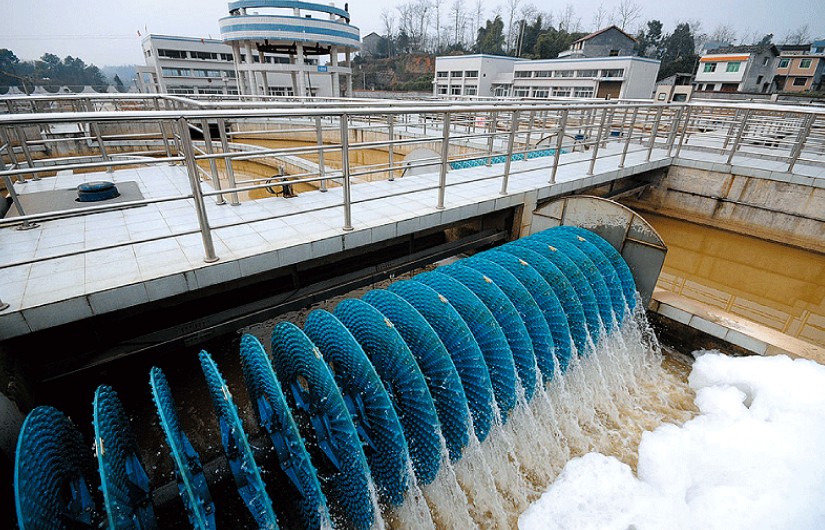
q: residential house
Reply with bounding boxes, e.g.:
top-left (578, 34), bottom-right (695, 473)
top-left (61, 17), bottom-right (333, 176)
top-left (774, 43), bottom-right (825, 93)
top-left (559, 25), bottom-right (637, 58)
top-left (694, 45), bottom-right (779, 94)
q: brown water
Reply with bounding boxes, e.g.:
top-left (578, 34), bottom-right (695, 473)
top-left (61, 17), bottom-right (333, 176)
top-left (646, 213), bottom-right (825, 348)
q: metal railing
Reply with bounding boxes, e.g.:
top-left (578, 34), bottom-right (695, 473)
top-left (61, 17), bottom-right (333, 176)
top-left (1, 97), bottom-right (823, 273)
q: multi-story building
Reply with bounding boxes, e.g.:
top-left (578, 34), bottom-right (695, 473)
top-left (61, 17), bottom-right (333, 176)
top-left (694, 45), bottom-right (779, 94)
top-left (136, 0), bottom-right (360, 97)
top-left (655, 73), bottom-right (694, 102)
top-left (433, 54), bottom-right (660, 100)
top-left (774, 43), bottom-right (825, 93)
top-left (559, 25), bottom-right (638, 59)
top-left (433, 55), bottom-right (524, 97)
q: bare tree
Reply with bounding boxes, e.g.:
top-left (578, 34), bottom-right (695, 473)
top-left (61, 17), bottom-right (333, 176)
top-left (450, 0), bottom-right (467, 48)
top-left (502, 0), bottom-right (523, 53)
top-left (591, 3), bottom-right (608, 31)
top-left (616, 0), bottom-right (642, 31)
top-left (783, 24), bottom-right (811, 44)
top-left (558, 4), bottom-right (580, 32)
top-left (380, 8), bottom-right (396, 56)
top-left (709, 23), bottom-right (737, 46)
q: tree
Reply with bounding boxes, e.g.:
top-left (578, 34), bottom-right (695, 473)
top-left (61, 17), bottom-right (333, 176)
top-left (659, 23), bottom-right (697, 80)
top-left (709, 24), bottom-right (737, 46)
top-left (616, 0), bottom-right (642, 31)
top-left (534, 27), bottom-right (587, 59)
top-left (557, 4), bottom-right (581, 33)
top-left (475, 16), bottom-right (506, 55)
top-left (503, 0), bottom-right (522, 53)
top-left (114, 74), bottom-right (125, 92)
top-left (519, 15), bottom-right (545, 57)
top-left (783, 24), bottom-right (810, 45)
top-left (757, 33), bottom-right (774, 49)
top-left (591, 3), bottom-right (608, 31)
top-left (636, 19), bottom-right (664, 58)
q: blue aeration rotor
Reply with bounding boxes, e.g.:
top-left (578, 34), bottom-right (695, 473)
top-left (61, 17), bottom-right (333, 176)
top-left (441, 263), bottom-right (539, 402)
top-left (334, 299), bottom-right (442, 487)
top-left (238, 334), bottom-right (329, 529)
top-left (459, 258), bottom-right (556, 382)
top-left (553, 226), bottom-right (637, 313)
top-left (547, 230), bottom-right (627, 323)
top-left (270, 322), bottom-right (375, 530)
top-left (519, 235), bottom-right (603, 348)
top-left (388, 280), bottom-right (497, 443)
top-left (414, 271), bottom-right (519, 423)
top-left (363, 289), bottom-right (472, 463)
top-left (303, 309), bottom-right (411, 506)
top-left (199, 351), bottom-right (279, 529)
top-left (534, 236), bottom-right (616, 331)
top-left (149, 367), bottom-right (216, 530)
top-left (13, 225), bottom-right (643, 530)
top-left (474, 251), bottom-right (573, 374)
top-left (93, 385), bottom-right (157, 530)
top-left (15, 406), bottom-right (98, 530)
top-left (500, 242), bottom-right (590, 357)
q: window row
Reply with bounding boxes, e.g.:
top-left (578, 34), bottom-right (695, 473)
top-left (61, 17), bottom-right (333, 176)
top-left (161, 68), bottom-right (238, 78)
top-left (778, 58), bottom-right (814, 69)
top-left (510, 86), bottom-right (596, 98)
top-left (515, 69), bottom-right (622, 78)
top-left (157, 49), bottom-right (235, 61)
top-left (435, 70), bottom-right (480, 78)
top-left (702, 61), bottom-right (742, 73)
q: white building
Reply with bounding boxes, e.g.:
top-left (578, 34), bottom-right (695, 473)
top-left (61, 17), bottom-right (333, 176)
top-left (434, 54), bottom-right (660, 100)
top-left (694, 45), bottom-right (778, 94)
top-left (136, 0), bottom-right (360, 97)
top-left (433, 55), bottom-right (524, 97)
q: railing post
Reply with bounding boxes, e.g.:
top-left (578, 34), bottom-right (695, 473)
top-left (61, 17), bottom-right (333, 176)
top-left (200, 119), bottom-right (224, 205)
top-left (619, 106), bottom-right (639, 168)
top-left (550, 109), bottom-right (568, 184)
top-left (722, 109), bottom-right (740, 150)
top-left (437, 112), bottom-right (451, 209)
top-left (486, 111), bottom-right (498, 167)
top-left (725, 108), bottom-right (750, 165)
top-left (674, 106), bottom-right (693, 158)
top-left (666, 107), bottom-right (685, 157)
top-left (15, 126), bottom-right (38, 181)
top-left (216, 119), bottom-right (240, 205)
top-left (646, 107), bottom-right (664, 162)
top-left (787, 114), bottom-right (814, 173)
top-left (315, 116), bottom-right (327, 191)
top-left (588, 107), bottom-right (609, 176)
top-left (340, 113), bottom-right (353, 230)
top-left (0, 157), bottom-right (38, 230)
top-left (178, 117), bottom-right (219, 263)
top-left (0, 128), bottom-right (24, 184)
top-left (501, 109), bottom-right (520, 195)
top-left (387, 114), bottom-right (395, 181)
top-left (524, 109), bottom-right (535, 151)
top-left (158, 120), bottom-right (173, 160)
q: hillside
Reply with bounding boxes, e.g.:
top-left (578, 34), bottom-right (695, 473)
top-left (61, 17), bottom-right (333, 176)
top-left (352, 54), bottom-right (434, 93)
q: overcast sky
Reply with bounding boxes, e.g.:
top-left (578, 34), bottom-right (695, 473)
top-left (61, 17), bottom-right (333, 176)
top-left (1, 0), bottom-right (823, 66)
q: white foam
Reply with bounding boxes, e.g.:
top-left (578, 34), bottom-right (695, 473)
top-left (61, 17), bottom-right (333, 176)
top-left (519, 352), bottom-right (825, 530)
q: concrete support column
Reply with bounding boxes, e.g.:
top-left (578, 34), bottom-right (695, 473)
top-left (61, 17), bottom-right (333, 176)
top-left (295, 43), bottom-right (307, 97)
top-left (258, 50), bottom-right (270, 96)
top-left (331, 47), bottom-right (340, 97)
top-left (232, 42), bottom-right (247, 95)
top-left (345, 50), bottom-right (353, 97)
top-left (244, 42), bottom-right (258, 95)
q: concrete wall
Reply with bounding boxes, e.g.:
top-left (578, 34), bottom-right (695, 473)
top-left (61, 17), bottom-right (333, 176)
top-left (623, 163), bottom-right (825, 253)
top-left (580, 29), bottom-right (636, 58)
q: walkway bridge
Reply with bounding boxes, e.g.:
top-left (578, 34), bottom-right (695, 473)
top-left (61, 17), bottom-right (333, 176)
top-left (1, 94), bottom-right (824, 379)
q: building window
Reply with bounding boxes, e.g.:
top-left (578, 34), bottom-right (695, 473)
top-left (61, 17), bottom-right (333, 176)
top-left (703, 63), bottom-right (717, 73)
top-left (513, 87), bottom-right (530, 97)
top-left (554, 70), bottom-right (574, 77)
top-left (191, 51), bottom-right (217, 60)
top-left (552, 87), bottom-right (571, 97)
top-left (779, 58), bottom-right (790, 68)
top-left (601, 69), bottom-right (624, 78)
top-left (465, 70), bottom-right (478, 78)
top-left (158, 49), bottom-right (187, 59)
top-left (437, 85), bottom-right (448, 94)
top-left (756, 75), bottom-right (763, 85)
top-left (726, 62), bottom-right (740, 72)
top-left (436, 71), bottom-right (448, 78)
top-left (223, 70), bottom-right (237, 78)
top-left (493, 86), bottom-right (509, 96)
top-left (577, 69), bottom-right (597, 77)
top-left (194, 69), bottom-right (222, 77)
top-left (573, 87), bottom-right (594, 98)
top-left (464, 86), bottom-right (477, 95)
top-left (673, 93), bottom-right (687, 102)
top-left (762, 57), bottom-right (769, 66)
top-left (269, 87), bottom-right (295, 96)
top-left (450, 86), bottom-right (462, 95)
top-left (535, 70), bottom-right (552, 77)
top-left (533, 88), bottom-right (549, 98)
top-left (169, 87), bottom-right (195, 94)
top-left (450, 71), bottom-right (462, 77)
top-left (800, 58), bottom-right (812, 68)
top-left (161, 68), bottom-right (191, 77)
top-left (793, 77), bottom-right (808, 86)
top-left (145, 50), bottom-right (152, 57)
top-left (514, 71), bottom-right (532, 78)
top-left (657, 92), bottom-right (666, 101)
top-left (198, 88), bottom-right (223, 94)
top-left (609, 49), bottom-right (619, 56)
top-left (220, 53), bottom-right (234, 61)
